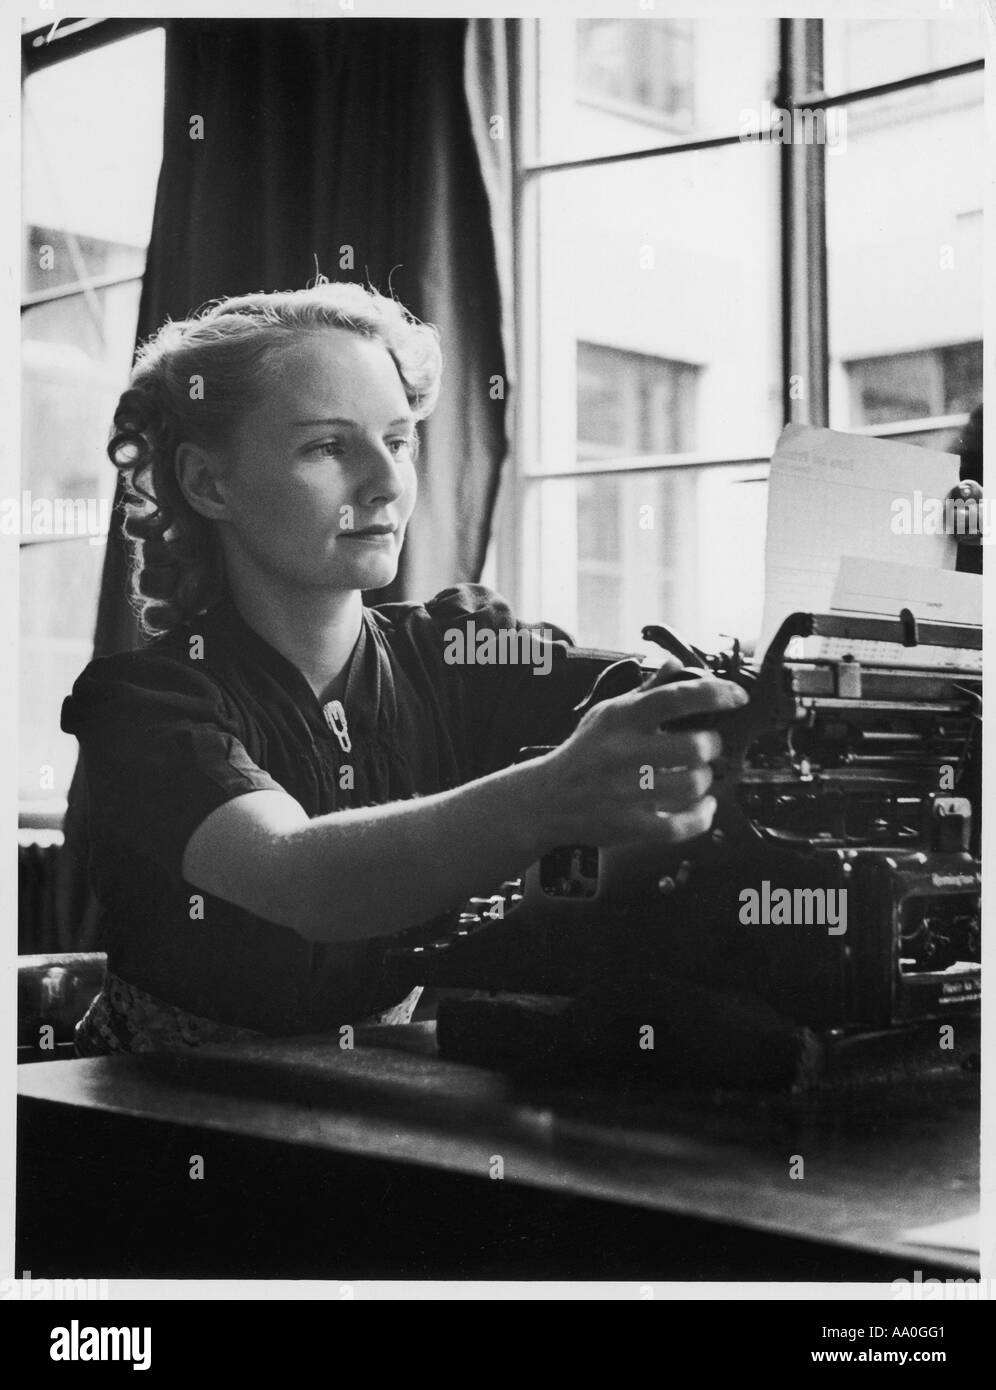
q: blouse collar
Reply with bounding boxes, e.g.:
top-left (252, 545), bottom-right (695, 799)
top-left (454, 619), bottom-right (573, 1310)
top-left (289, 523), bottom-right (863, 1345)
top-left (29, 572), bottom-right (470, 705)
top-left (200, 593), bottom-right (395, 735)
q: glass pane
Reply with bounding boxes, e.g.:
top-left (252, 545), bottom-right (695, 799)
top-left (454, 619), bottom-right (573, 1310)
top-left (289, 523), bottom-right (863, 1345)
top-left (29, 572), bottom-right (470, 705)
top-left (528, 465), bottom-right (768, 657)
top-left (20, 542), bottom-right (109, 806)
top-left (534, 16), bottom-right (778, 162)
top-left (22, 280), bottom-right (144, 502)
top-left (827, 72), bottom-right (984, 431)
top-left (823, 14), bottom-right (984, 94)
top-left (20, 280), bottom-right (148, 809)
top-left (22, 28), bottom-right (165, 294)
top-left (20, 30), bottom-right (165, 811)
top-left (531, 140), bottom-right (782, 474)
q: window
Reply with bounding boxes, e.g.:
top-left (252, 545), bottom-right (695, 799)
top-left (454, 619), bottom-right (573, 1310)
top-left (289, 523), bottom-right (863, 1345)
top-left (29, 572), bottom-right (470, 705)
top-left (846, 342), bottom-right (983, 428)
top-left (20, 25), bottom-right (165, 819)
top-left (823, 15), bottom-right (984, 93)
top-left (514, 17), bottom-right (984, 655)
top-left (535, 15), bottom-right (778, 161)
top-left (824, 23), bottom-right (984, 442)
top-left (520, 18), bottom-right (782, 655)
top-left (574, 472), bottom-right (686, 653)
top-left (577, 343), bottom-right (699, 461)
top-left (576, 18), bottom-right (694, 129)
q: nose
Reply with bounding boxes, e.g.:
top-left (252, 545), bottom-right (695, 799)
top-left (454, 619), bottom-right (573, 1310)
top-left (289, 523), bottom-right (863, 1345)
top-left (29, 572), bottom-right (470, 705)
top-left (354, 433), bottom-right (410, 505)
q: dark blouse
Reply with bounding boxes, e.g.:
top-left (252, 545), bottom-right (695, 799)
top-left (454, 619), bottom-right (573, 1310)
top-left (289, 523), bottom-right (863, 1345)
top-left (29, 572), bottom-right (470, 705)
top-left (61, 584), bottom-right (620, 1043)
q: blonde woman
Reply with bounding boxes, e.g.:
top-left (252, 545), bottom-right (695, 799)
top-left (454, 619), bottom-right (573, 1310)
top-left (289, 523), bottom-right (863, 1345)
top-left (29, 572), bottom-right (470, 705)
top-left (62, 281), bottom-right (744, 1053)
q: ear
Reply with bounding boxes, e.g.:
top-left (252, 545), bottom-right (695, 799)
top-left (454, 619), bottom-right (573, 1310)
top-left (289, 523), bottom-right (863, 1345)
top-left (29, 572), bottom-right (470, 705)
top-left (175, 442), bottom-right (230, 522)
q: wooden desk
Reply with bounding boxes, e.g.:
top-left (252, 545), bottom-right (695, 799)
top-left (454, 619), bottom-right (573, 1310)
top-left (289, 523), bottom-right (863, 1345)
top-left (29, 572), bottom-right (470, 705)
top-left (17, 1022), bottom-right (979, 1282)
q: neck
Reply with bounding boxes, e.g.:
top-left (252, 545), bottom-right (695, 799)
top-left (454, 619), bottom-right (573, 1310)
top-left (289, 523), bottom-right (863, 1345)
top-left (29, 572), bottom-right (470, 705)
top-left (222, 570), bottom-right (364, 705)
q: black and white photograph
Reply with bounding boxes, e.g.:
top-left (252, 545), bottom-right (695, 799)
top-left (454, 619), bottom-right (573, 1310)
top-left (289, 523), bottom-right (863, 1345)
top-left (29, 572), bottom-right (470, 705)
top-left (4, 0), bottom-right (991, 1331)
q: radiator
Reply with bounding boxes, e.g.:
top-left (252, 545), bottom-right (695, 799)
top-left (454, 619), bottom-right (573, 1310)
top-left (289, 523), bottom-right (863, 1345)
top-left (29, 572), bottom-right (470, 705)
top-left (18, 838), bottom-right (62, 954)
top-left (18, 832), bottom-right (101, 955)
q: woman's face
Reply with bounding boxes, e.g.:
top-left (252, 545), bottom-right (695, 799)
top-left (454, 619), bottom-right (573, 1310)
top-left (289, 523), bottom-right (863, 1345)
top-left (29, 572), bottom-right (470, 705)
top-left (212, 327), bottom-right (419, 597)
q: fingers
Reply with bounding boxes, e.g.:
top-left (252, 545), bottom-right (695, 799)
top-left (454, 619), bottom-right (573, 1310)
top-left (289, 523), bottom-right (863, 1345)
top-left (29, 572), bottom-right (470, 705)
top-left (651, 765), bottom-right (714, 811)
top-left (654, 795), bottom-right (718, 844)
top-left (561, 673), bottom-right (745, 847)
top-left (632, 676), bottom-right (748, 732)
top-left (658, 728), bottom-right (722, 768)
top-left (640, 653), bottom-right (689, 687)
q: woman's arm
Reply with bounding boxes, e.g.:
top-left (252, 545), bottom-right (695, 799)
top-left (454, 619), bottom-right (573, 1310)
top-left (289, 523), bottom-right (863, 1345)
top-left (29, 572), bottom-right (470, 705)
top-left (182, 672), bottom-right (748, 943)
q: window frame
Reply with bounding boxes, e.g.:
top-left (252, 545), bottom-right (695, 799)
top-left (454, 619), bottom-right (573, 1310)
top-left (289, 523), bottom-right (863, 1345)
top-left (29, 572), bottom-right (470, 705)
top-left (20, 16), bottom-right (162, 332)
top-left (20, 15), bottom-right (167, 551)
top-left (500, 17), bottom-right (984, 619)
top-left (19, 20), bottom-right (167, 829)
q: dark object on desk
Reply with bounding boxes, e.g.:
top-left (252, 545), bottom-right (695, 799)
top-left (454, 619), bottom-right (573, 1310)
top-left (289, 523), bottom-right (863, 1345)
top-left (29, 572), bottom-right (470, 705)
top-left (434, 991), bottom-right (980, 1092)
top-left (435, 985), bottom-right (825, 1091)
top-left (396, 610), bottom-right (982, 1090)
top-left (17, 952), bottom-right (106, 1057)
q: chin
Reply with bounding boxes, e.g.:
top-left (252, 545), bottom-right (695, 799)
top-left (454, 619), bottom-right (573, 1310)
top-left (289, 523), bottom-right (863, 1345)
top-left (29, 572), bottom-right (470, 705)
top-left (336, 556), bottom-right (400, 591)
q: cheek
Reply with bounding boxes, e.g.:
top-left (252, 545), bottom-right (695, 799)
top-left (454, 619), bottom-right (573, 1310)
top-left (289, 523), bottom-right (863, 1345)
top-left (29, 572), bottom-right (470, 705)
top-left (253, 464), bottom-right (333, 524)
top-left (401, 461), bottom-right (418, 514)
top-left (225, 455), bottom-right (289, 515)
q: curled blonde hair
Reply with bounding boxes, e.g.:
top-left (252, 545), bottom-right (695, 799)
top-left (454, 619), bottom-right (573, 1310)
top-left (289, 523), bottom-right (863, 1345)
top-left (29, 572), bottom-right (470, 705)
top-left (109, 281), bottom-right (442, 637)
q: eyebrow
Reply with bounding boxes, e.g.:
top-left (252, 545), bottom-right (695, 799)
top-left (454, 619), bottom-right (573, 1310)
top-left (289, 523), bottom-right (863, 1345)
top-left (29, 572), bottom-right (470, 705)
top-left (291, 415), bottom-right (415, 429)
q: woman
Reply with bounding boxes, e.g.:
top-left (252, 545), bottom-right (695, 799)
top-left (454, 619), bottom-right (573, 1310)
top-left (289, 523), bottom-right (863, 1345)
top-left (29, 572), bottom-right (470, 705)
top-left (62, 280), bottom-right (746, 1053)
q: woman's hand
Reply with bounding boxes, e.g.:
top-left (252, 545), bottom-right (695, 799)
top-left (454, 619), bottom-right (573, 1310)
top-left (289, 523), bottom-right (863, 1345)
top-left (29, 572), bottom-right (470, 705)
top-left (538, 660), bottom-right (749, 848)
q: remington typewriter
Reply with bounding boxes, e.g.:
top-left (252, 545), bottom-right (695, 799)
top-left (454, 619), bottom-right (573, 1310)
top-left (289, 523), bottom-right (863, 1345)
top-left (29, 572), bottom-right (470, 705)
top-left (391, 609), bottom-right (982, 1090)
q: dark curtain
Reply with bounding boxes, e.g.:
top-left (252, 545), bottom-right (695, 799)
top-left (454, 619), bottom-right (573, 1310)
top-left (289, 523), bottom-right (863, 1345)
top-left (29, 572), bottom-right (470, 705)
top-left (58, 17), bottom-right (511, 948)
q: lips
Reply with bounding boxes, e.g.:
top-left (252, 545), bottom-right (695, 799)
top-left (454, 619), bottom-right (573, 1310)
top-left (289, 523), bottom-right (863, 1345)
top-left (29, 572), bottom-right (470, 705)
top-left (340, 524), bottom-right (397, 539)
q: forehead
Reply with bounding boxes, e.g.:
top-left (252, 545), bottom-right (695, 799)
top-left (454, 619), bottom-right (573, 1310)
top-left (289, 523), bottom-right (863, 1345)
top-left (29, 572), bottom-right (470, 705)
top-left (263, 327), bottom-right (410, 419)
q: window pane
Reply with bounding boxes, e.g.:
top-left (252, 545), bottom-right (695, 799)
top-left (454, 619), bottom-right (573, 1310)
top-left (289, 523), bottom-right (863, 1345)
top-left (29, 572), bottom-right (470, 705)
top-left (576, 342), bottom-right (699, 460)
top-left (20, 542), bottom-right (109, 807)
top-left (530, 140), bottom-right (782, 474)
top-left (533, 16), bottom-right (778, 162)
top-left (845, 342), bottom-right (983, 428)
top-left (20, 281), bottom-right (147, 810)
top-left (827, 72), bottom-right (984, 431)
top-left (823, 15), bottom-right (983, 94)
top-left (20, 31), bottom-right (165, 811)
top-left (23, 28), bottom-right (165, 273)
top-left (23, 280), bottom-right (145, 504)
top-left (528, 465), bottom-right (768, 656)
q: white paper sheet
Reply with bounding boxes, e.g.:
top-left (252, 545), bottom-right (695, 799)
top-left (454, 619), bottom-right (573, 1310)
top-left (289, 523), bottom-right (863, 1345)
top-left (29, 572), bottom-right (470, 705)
top-left (759, 424), bottom-right (961, 656)
top-left (831, 556), bottom-right (981, 627)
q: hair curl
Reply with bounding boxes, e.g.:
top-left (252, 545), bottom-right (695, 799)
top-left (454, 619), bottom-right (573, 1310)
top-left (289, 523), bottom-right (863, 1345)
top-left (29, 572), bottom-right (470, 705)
top-left (109, 281), bottom-right (443, 637)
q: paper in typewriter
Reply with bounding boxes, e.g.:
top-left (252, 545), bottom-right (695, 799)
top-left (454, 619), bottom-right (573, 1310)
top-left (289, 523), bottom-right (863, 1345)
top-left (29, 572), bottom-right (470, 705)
top-left (759, 424), bottom-right (965, 659)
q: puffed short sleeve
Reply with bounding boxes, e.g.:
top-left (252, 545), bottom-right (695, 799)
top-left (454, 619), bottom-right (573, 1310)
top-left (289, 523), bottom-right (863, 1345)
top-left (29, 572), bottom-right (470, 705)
top-left (421, 583), bottom-right (640, 775)
top-left (61, 651), bottom-right (286, 878)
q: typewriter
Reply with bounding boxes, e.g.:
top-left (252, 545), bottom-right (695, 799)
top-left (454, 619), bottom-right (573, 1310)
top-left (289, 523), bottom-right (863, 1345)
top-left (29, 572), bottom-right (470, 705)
top-left (391, 609), bottom-right (982, 1090)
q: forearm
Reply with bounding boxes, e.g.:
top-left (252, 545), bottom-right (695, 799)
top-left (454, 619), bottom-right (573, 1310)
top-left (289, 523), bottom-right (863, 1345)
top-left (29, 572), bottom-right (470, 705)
top-left (183, 668), bottom-right (743, 943)
top-left (264, 756), bottom-right (560, 943)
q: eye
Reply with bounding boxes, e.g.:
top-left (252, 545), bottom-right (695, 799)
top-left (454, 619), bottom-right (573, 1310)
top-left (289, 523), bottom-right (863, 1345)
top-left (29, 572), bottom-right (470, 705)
top-left (386, 436), bottom-right (414, 456)
top-left (306, 440), bottom-right (343, 459)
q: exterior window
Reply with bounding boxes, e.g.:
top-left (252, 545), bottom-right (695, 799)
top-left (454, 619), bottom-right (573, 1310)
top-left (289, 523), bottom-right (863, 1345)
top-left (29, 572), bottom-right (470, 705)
top-left (20, 26), bottom-right (165, 817)
top-left (845, 342), bottom-right (983, 428)
top-left (577, 343), bottom-right (699, 461)
top-left (576, 18), bottom-right (694, 128)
